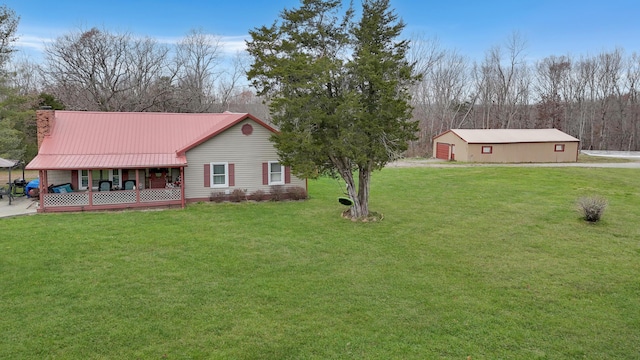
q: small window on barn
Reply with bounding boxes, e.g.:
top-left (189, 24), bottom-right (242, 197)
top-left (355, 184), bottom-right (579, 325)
top-left (554, 144), bottom-right (565, 152)
top-left (481, 146), bottom-right (493, 154)
top-left (210, 162), bottom-right (228, 188)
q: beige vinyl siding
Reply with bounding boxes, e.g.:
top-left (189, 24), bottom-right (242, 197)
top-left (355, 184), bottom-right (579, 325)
top-left (467, 142), bottom-right (579, 163)
top-left (184, 119), bottom-right (305, 200)
top-left (46, 170), bottom-right (72, 185)
top-left (432, 131), bottom-right (469, 161)
top-left (434, 129), bottom-right (580, 162)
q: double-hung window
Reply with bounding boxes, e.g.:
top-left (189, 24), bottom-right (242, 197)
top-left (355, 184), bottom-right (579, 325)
top-left (268, 161), bottom-right (284, 185)
top-left (210, 162), bottom-right (228, 188)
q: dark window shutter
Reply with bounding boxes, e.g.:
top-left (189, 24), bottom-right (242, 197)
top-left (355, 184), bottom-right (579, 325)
top-left (285, 166), bottom-right (291, 184)
top-left (204, 164), bottom-right (210, 187)
top-left (229, 163), bottom-right (235, 186)
top-left (71, 170), bottom-right (78, 190)
top-left (262, 162), bottom-right (268, 185)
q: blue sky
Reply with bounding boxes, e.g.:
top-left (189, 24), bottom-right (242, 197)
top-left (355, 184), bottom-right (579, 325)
top-left (5, 0), bottom-right (639, 62)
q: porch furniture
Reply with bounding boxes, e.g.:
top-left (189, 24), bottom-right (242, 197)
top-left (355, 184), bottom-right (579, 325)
top-left (98, 180), bottom-right (112, 191)
top-left (123, 180), bottom-right (136, 190)
top-left (50, 183), bottom-right (73, 193)
top-left (0, 184), bottom-right (14, 203)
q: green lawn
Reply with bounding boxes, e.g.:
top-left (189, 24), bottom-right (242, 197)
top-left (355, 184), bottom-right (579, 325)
top-left (1, 167), bottom-right (639, 359)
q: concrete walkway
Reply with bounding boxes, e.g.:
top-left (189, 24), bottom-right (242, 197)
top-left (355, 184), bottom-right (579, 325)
top-left (0, 195), bottom-right (38, 218)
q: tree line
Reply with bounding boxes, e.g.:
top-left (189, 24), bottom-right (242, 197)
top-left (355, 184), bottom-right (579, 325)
top-left (408, 34), bottom-right (640, 155)
top-left (1, 4), bottom-right (639, 163)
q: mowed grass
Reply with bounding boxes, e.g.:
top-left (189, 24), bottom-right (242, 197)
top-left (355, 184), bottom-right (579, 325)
top-left (1, 167), bottom-right (639, 359)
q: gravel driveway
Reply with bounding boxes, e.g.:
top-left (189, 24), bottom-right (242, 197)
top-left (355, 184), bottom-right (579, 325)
top-left (388, 151), bottom-right (640, 169)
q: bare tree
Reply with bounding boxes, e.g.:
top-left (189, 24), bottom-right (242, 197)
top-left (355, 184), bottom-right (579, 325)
top-left (478, 32), bottom-right (531, 129)
top-left (534, 56), bottom-right (571, 129)
top-left (407, 34), bottom-right (444, 155)
top-left (8, 56), bottom-right (42, 94)
top-left (42, 27), bottom-right (171, 112)
top-left (624, 52), bottom-right (640, 150)
top-left (172, 29), bottom-right (223, 112)
top-left (120, 37), bottom-right (172, 111)
top-left (0, 5), bottom-right (19, 72)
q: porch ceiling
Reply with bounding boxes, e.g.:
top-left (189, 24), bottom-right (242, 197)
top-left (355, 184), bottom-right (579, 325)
top-left (26, 153), bottom-right (186, 170)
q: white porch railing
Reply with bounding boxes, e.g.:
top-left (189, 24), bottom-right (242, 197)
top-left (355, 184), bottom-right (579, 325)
top-left (43, 188), bottom-right (182, 208)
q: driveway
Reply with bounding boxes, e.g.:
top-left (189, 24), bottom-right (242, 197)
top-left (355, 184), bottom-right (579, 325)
top-left (0, 196), bottom-right (38, 218)
top-left (387, 151), bottom-right (640, 169)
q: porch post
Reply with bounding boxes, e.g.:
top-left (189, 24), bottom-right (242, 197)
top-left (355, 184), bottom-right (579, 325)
top-left (135, 169), bottom-right (140, 204)
top-left (38, 170), bottom-right (45, 211)
top-left (88, 170), bottom-right (93, 207)
top-left (180, 166), bottom-right (185, 208)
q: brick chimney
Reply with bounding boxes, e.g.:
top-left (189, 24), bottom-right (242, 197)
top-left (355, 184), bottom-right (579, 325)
top-left (36, 108), bottom-right (55, 149)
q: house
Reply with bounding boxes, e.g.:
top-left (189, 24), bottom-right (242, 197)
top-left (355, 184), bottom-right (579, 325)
top-left (432, 128), bottom-right (580, 163)
top-left (26, 110), bottom-right (306, 213)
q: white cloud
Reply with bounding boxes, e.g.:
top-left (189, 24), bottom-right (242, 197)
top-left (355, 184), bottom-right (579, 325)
top-left (154, 34), bottom-right (248, 54)
top-left (15, 34), bottom-right (54, 51)
top-left (13, 30), bottom-right (250, 62)
top-left (220, 35), bottom-right (249, 54)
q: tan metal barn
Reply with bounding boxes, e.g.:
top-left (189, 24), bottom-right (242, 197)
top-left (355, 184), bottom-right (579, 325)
top-left (433, 129), bottom-right (580, 163)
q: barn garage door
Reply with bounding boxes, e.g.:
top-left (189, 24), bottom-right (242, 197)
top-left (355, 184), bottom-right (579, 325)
top-left (436, 142), bottom-right (450, 160)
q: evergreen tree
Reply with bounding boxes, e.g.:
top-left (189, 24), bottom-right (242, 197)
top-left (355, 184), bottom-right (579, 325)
top-left (247, 0), bottom-right (418, 219)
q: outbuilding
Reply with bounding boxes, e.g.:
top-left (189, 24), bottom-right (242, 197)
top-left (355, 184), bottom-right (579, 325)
top-left (433, 129), bottom-right (580, 163)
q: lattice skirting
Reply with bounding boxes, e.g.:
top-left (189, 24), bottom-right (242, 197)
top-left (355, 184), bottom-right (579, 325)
top-left (140, 188), bottom-right (181, 202)
top-left (43, 188), bottom-right (182, 208)
top-left (93, 191), bottom-right (137, 205)
top-left (44, 193), bottom-right (90, 207)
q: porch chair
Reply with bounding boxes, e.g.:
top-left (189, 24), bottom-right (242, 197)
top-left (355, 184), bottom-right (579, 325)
top-left (98, 180), bottom-right (112, 191)
top-left (123, 179), bottom-right (136, 190)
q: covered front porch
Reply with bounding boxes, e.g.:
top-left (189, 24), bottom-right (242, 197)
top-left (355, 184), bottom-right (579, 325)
top-left (36, 167), bottom-right (185, 213)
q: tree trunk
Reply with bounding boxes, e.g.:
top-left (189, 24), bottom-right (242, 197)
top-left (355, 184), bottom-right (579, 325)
top-left (332, 156), bottom-right (371, 219)
top-left (356, 163), bottom-right (372, 218)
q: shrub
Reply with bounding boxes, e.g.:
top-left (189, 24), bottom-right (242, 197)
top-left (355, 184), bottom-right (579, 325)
top-left (287, 186), bottom-right (308, 200)
top-left (230, 189), bottom-right (247, 202)
top-left (250, 189), bottom-right (267, 202)
top-left (209, 191), bottom-right (226, 203)
top-left (270, 185), bottom-right (284, 201)
top-left (577, 196), bottom-right (608, 222)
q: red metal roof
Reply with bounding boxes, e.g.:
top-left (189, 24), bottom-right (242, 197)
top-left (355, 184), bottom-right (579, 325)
top-left (27, 111), bottom-right (275, 170)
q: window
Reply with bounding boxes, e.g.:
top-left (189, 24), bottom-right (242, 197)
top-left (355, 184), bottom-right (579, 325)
top-left (210, 162), bottom-right (228, 188)
top-left (78, 169), bottom-right (122, 190)
top-left (268, 161), bottom-right (284, 185)
top-left (80, 170), bottom-right (89, 189)
top-left (112, 169), bottom-right (120, 187)
top-left (481, 146), bottom-right (493, 154)
top-left (554, 144), bottom-right (565, 152)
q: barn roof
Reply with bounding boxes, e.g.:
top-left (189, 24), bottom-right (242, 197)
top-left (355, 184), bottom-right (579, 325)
top-left (26, 111), bottom-right (276, 170)
top-left (446, 129), bottom-right (580, 144)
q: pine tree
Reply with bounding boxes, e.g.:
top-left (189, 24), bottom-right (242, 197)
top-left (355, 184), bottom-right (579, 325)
top-left (247, 0), bottom-right (419, 219)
